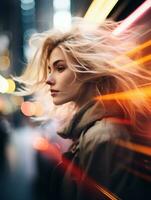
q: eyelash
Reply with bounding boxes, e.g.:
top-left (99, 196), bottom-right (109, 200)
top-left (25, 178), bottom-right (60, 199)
top-left (48, 65), bottom-right (66, 74)
top-left (56, 65), bottom-right (66, 72)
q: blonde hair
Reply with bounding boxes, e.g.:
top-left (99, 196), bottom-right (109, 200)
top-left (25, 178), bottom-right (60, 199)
top-left (14, 18), bottom-right (151, 130)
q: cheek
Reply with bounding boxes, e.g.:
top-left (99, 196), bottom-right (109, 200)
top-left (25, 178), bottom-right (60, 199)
top-left (68, 82), bottom-right (83, 97)
top-left (60, 71), bottom-right (76, 86)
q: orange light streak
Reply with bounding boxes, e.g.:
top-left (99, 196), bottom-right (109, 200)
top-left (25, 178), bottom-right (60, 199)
top-left (95, 85), bottom-right (151, 101)
top-left (112, 40), bottom-right (151, 70)
top-left (114, 139), bottom-right (151, 156)
top-left (112, 54), bottom-right (151, 72)
top-left (123, 54), bottom-right (151, 68)
top-left (126, 40), bottom-right (151, 56)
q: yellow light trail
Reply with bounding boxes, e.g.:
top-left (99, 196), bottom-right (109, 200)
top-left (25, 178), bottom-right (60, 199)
top-left (84, 0), bottom-right (119, 23)
top-left (84, 0), bottom-right (107, 19)
top-left (94, 183), bottom-right (121, 200)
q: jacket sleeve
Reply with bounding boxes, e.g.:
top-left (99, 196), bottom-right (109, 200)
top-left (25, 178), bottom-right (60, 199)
top-left (77, 119), bottom-right (134, 199)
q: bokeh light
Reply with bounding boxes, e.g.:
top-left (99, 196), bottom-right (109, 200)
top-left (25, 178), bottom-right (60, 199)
top-left (6, 79), bottom-right (16, 93)
top-left (0, 56), bottom-right (10, 70)
top-left (21, 101), bottom-right (36, 116)
top-left (0, 74), bottom-right (9, 93)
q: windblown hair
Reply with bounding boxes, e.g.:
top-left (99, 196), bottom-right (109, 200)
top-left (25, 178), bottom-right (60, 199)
top-left (14, 18), bottom-right (151, 130)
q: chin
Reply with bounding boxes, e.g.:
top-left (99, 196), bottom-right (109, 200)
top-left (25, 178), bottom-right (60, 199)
top-left (53, 99), bottom-right (72, 106)
top-left (53, 99), bottom-right (69, 106)
top-left (53, 101), bottom-right (62, 106)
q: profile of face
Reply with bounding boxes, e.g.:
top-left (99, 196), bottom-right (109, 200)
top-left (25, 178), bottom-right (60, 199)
top-left (46, 47), bottom-right (83, 105)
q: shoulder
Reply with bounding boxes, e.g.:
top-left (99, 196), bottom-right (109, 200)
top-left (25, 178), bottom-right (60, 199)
top-left (80, 118), bottom-right (131, 149)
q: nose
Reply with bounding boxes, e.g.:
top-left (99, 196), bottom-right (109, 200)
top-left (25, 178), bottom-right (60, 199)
top-left (46, 74), bottom-right (55, 86)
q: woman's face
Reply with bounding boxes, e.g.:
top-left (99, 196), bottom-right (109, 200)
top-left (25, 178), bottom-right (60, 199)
top-left (46, 47), bottom-right (83, 105)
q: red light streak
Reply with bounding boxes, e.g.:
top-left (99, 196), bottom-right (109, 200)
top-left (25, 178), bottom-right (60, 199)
top-left (33, 137), bottom-right (119, 200)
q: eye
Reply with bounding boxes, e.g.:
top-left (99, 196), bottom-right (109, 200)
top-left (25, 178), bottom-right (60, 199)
top-left (56, 65), bottom-right (66, 72)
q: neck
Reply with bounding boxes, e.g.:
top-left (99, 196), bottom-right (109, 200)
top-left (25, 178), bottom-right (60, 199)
top-left (75, 83), bottom-right (98, 111)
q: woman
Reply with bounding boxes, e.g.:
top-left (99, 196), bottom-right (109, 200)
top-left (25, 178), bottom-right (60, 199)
top-left (15, 18), bottom-right (151, 199)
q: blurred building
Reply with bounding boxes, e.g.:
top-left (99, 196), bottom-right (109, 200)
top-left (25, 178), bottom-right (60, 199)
top-left (0, 0), bottom-right (146, 78)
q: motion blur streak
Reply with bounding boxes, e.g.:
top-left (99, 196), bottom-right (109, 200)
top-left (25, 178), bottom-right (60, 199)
top-left (114, 139), bottom-right (151, 156)
top-left (33, 137), bottom-right (120, 200)
top-left (114, 40), bottom-right (151, 62)
top-left (33, 137), bottom-right (49, 151)
top-left (126, 40), bottom-right (151, 56)
top-left (33, 136), bottom-right (61, 161)
top-left (112, 0), bottom-right (151, 35)
top-left (112, 40), bottom-right (151, 70)
top-left (84, 0), bottom-right (119, 23)
top-left (123, 54), bottom-right (151, 68)
top-left (95, 85), bottom-right (151, 101)
top-left (121, 165), bottom-right (151, 182)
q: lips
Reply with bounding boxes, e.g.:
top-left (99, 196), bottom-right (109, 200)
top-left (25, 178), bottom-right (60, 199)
top-left (51, 89), bottom-right (59, 93)
top-left (50, 89), bottom-right (59, 97)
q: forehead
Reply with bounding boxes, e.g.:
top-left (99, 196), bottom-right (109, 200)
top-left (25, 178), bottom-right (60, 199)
top-left (49, 47), bottom-right (66, 64)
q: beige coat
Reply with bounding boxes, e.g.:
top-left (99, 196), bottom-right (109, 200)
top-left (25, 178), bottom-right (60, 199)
top-left (50, 101), bottom-right (139, 200)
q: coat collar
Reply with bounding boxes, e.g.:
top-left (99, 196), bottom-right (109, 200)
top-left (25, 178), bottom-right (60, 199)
top-left (57, 100), bottom-right (106, 140)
